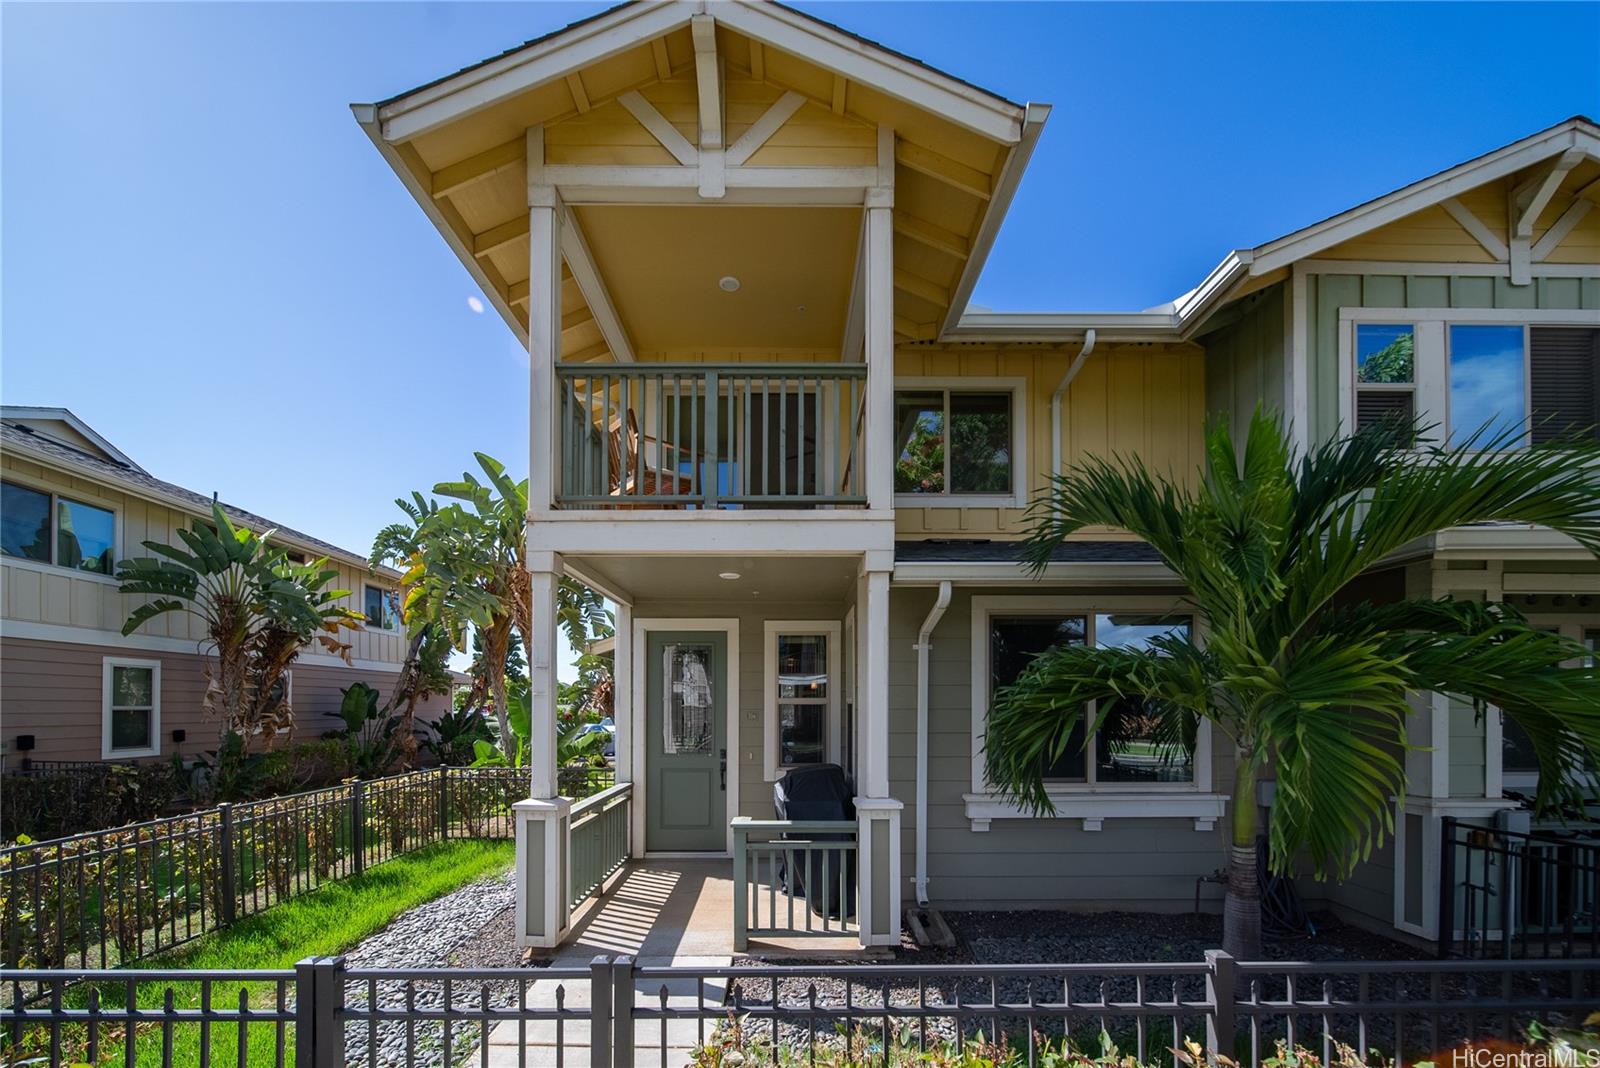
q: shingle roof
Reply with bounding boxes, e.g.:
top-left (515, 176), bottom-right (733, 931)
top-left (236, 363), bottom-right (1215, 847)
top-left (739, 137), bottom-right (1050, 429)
top-left (1, 421), bottom-right (395, 577)
top-left (894, 539), bottom-right (1163, 564)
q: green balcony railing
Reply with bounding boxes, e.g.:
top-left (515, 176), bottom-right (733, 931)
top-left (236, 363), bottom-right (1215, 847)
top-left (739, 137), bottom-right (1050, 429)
top-left (555, 363), bottom-right (868, 509)
top-left (732, 816), bottom-right (858, 950)
top-left (569, 782), bottom-right (631, 910)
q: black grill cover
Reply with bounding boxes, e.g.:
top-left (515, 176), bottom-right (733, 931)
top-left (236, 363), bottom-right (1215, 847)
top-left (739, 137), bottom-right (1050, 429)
top-left (773, 764), bottom-right (856, 919)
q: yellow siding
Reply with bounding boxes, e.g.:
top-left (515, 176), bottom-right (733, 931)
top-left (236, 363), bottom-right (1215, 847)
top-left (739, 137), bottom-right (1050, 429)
top-left (0, 454), bottom-right (405, 664)
top-left (891, 342), bottom-right (1206, 539)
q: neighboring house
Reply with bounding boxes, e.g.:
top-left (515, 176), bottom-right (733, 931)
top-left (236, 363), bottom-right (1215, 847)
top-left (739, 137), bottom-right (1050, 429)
top-left (0, 406), bottom-right (452, 766)
top-left (355, 0), bottom-right (1600, 949)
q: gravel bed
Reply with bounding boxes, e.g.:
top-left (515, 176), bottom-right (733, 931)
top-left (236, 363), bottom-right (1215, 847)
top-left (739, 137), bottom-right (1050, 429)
top-left (728, 910), bottom-right (1569, 1056)
top-left (341, 871), bottom-right (539, 1068)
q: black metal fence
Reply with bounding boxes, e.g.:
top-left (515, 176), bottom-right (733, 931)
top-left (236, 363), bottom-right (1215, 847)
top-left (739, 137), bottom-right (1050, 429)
top-left (1439, 816), bottom-right (1600, 959)
top-left (0, 767), bottom-right (527, 991)
top-left (3, 954), bottom-right (1594, 1067)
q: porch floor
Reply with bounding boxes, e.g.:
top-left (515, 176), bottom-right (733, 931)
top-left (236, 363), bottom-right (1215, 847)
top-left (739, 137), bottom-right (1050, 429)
top-left (483, 859), bottom-right (874, 1066)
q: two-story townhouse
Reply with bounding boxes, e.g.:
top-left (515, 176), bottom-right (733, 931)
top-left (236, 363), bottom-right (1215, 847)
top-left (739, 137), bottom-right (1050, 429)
top-left (0, 406), bottom-right (456, 766)
top-left (355, 0), bottom-right (1600, 951)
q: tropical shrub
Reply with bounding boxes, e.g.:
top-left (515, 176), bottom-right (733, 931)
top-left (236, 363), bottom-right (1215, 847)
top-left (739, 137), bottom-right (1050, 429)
top-left (423, 706), bottom-right (494, 766)
top-left (118, 503), bottom-right (364, 749)
top-left (0, 759), bottom-right (186, 841)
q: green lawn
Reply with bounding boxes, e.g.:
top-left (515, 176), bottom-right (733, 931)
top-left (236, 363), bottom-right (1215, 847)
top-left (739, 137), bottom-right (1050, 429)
top-left (14, 839), bottom-right (514, 1067)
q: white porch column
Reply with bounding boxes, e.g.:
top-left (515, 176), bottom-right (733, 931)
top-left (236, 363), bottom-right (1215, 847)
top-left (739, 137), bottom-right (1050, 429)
top-left (855, 556), bottom-right (901, 946)
top-left (516, 551), bottom-right (571, 949)
top-left (864, 126), bottom-right (895, 512)
top-left (527, 126), bottom-right (560, 514)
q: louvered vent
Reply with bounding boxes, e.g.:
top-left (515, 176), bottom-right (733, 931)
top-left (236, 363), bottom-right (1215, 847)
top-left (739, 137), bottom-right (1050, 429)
top-left (1531, 327), bottom-right (1600, 445)
top-left (1356, 390), bottom-right (1414, 445)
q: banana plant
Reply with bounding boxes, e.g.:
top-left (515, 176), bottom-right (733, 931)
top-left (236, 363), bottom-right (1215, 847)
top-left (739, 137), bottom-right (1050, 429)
top-left (119, 503), bottom-right (364, 750)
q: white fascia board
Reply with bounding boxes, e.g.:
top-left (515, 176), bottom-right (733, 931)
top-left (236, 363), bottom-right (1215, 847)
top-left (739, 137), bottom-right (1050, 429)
top-left (1, 406), bottom-right (148, 474)
top-left (944, 310), bottom-right (1182, 343)
top-left (374, 2), bottom-right (693, 144)
top-left (1246, 123), bottom-right (1599, 277)
top-left (351, 104), bottom-right (528, 346)
top-left (712, 2), bottom-right (1025, 144)
top-left (1172, 251), bottom-right (1252, 334)
top-left (938, 103), bottom-right (1050, 339)
top-left (1426, 525), bottom-right (1594, 561)
top-left (892, 561), bottom-right (1179, 586)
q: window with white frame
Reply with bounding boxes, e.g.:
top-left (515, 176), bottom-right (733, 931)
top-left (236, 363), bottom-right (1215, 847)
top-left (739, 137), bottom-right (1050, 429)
top-left (764, 621), bottom-right (841, 780)
top-left (892, 380), bottom-right (1024, 503)
top-left (988, 611), bottom-right (1196, 787)
top-left (1, 480), bottom-right (116, 575)
top-left (1502, 622), bottom-right (1597, 791)
top-left (1345, 314), bottom-right (1600, 448)
top-left (364, 585), bottom-right (401, 630)
top-left (103, 658), bottom-right (160, 758)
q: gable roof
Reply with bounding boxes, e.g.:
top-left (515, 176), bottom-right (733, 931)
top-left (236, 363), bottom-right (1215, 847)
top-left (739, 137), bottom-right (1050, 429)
top-left (948, 116), bottom-right (1600, 343)
top-left (0, 411), bottom-right (396, 578)
top-left (1, 405), bottom-right (149, 474)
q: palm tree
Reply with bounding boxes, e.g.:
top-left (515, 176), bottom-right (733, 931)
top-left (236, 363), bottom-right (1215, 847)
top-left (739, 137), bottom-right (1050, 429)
top-left (981, 409), bottom-right (1600, 958)
top-left (374, 454), bottom-right (610, 755)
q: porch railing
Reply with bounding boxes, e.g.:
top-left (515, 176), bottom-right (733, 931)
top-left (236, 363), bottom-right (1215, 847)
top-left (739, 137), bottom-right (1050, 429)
top-left (6, 956), bottom-right (1597, 1067)
top-left (569, 782), bottom-right (631, 909)
top-left (1438, 815), bottom-right (1600, 958)
top-left (732, 817), bottom-right (858, 950)
top-left (555, 362), bottom-right (869, 509)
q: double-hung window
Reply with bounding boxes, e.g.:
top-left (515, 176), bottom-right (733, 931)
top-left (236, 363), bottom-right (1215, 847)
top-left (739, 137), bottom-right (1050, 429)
top-left (764, 621), bottom-right (841, 779)
top-left (892, 380), bottom-right (1023, 504)
top-left (1346, 314), bottom-right (1600, 448)
top-left (103, 658), bottom-right (161, 759)
top-left (364, 585), bottom-right (401, 630)
top-left (1, 480), bottom-right (116, 575)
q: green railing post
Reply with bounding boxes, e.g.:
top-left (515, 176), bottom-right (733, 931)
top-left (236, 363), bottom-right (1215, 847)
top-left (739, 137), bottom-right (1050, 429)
top-left (438, 766), bottom-right (449, 841)
top-left (351, 782), bottom-right (366, 876)
top-left (218, 803), bottom-right (237, 926)
top-left (703, 369), bottom-right (719, 508)
top-left (733, 817), bottom-right (748, 951)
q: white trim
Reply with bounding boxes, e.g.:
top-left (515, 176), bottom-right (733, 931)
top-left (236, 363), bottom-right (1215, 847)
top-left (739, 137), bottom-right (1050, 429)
top-left (1289, 262), bottom-right (1310, 453)
top-left (891, 376), bottom-right (1028, 508)
top-left (1531, 199), bottom-right (1594, 262)
top-left (1, 406), bottom-right (148, 473)
top-left (526, 511), bottom-right (895, 557)
top-left (1438, 198), bottom-right (1510, 262)
top-left (629, 617), bottom-right (740, 855)
top-left (102, 656), bottom-right (161, 759)
top-left (617, 90), bottom-right (697, 167)
top-left (0, 474), bottom-right (121, 579)
top-left (726, 91), bottom-right (806, 167)
top-left (892, 560), bottom-right (1178, 587)
top-left (1336, 308), bottom-right (1600, 442)
top-left (558, 202), bottom-right (636, 363)
top-left (1299, 259), bottom-right (1600, 278)
top-left (762, 619), bottom-right (843, 782)
top-left (966, 594), bottom-right (1213, 831)
top-left (2, 619), bottom-right (406, 674)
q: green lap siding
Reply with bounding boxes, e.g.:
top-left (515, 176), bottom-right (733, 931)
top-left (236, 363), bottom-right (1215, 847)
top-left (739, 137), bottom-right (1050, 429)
top-left (1203, 283), bottom-right (1286, 431)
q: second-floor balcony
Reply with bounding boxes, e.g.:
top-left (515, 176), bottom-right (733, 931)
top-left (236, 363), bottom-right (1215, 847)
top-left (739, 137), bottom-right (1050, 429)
top-left (555, 363), bottom-right (869, 510)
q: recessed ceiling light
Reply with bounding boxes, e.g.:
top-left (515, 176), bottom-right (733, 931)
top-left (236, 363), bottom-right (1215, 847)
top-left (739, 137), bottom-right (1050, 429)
top-left (718, 571), bottom-right (741, 581)
top-left (718, 276), bottom-right (741, 292)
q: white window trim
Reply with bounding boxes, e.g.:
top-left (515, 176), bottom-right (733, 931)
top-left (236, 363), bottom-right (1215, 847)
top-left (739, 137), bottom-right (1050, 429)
top-left (102, 656), bottom-right (161, 759)
top-left (892, 376), bottom-right (1028, 508)
top-left (1, 475), bottom-right (121, 582)
top-left (363, 583), bottom-right (401, 632)
top-left (965, 594), bottom-right (1222, 832)
top-left (1338, 308), bottom-right (1600, 444)
top-left (763, 619), bottom-right (843, 782)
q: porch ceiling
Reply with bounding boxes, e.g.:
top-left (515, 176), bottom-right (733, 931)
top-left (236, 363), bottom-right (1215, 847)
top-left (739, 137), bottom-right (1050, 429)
top-left (574, 204), bottom-right (859, 354)
top-left (569, 552), bottom-right (859, 604)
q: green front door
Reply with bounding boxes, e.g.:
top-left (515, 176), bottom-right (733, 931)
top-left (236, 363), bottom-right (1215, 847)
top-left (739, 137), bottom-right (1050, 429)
top-left (645, 631), bottom-right (728, 852)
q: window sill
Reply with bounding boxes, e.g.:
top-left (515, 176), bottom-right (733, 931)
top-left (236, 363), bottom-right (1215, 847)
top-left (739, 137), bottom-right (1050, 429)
top-left (896, 495), bottom-right (1025, 510)
top-left (104, 745), bottom-right (160, 760)
top-left (962, 791), bottom-right (1226, 832)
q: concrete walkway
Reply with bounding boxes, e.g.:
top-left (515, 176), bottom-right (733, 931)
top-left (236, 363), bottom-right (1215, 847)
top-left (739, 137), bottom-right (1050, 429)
top-left (483, 859), bottom-right (864, 1066)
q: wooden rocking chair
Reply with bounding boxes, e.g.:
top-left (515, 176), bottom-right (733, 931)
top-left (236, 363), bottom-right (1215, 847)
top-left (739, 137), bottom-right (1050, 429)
top-left (607, 410), bottom-right (695, 507)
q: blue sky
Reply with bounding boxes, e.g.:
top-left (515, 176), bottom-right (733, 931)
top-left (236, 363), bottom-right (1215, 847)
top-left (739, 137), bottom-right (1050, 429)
top-left (4, 2), bottom-right (1598, 674)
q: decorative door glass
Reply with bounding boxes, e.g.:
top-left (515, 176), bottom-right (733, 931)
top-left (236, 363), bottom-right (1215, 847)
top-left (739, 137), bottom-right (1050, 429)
top-left (662, 643), bottom-right (714, 754)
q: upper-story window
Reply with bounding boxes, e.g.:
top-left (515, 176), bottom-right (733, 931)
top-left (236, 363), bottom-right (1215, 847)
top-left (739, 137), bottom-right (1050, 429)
top-left (1, 480), bottom-right (116, 575)
top-left (892, 379), bottom-right (1024, 505)
top-left (1348, 316), bottom-right (1599, 447)
top-left (364, 585), bottom-right (401, 630)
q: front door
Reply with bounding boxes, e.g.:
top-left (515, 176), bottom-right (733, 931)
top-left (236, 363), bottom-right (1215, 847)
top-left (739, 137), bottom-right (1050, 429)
top-left (645, 631), bottom-right (728, 852)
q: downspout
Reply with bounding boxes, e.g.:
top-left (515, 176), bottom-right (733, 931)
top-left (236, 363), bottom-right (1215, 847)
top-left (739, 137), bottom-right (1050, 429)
top-left (1050, 329), bottom-right (1098, 478)
top-left (913, 581), bottom-right (953, 906)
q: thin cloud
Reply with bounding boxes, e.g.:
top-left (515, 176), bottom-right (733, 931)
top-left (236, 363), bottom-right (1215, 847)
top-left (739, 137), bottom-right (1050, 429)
top-left (466, 295), bottom-right (485, 314)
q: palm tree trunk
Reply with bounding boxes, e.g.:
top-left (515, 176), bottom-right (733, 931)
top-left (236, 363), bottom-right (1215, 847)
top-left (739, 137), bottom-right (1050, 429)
top-left (1222, 755), bottom-right (1262, 958)
top-left (489, 670), bottom-right (512, 760)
